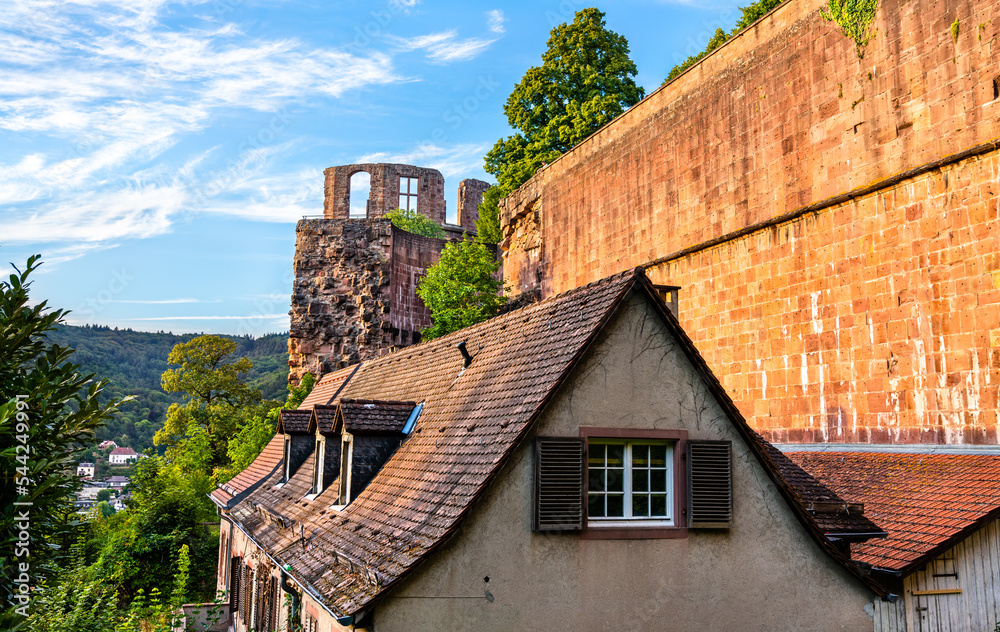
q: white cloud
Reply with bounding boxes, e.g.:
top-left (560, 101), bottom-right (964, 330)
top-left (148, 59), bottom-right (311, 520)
top-left (358, 142), bottom-right (490, 179)
top-left (123, 314), bottom-right (288, 320)
top-left (390, 11), bottom-right (506, 64)
top-left (487, 10), bottom-right (506, 34)
top-left (0, 0), bottom-right (401, 248)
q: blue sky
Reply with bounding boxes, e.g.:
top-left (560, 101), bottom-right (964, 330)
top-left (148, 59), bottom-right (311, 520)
top-left (1, 0), bottom-right (745, 336)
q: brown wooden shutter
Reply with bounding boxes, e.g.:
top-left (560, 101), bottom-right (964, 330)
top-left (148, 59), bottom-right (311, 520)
top-left (687, 440), bottom-right (733, 528)
top-left (229, 557), bottom-right (241, 612)
top-left (533, 437), bottom-right (585, 531)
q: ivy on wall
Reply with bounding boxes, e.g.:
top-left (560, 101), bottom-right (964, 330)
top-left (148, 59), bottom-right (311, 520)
top-left (820, 0), bottom-right (879, 57)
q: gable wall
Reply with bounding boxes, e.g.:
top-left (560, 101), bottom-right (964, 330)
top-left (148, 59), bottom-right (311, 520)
top-left (372, 291), bottom-right (877, 631)
top-left (500, 0), bottom-right (1000, 444)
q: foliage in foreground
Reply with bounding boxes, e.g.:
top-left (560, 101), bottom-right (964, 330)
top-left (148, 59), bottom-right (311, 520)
top-left (386, 208), bottom-right (446, 239)
top-left (1, 255), bottom-right (124, 627)
top-left (477, 8), bottom-right (644, 243)
top-left (417, 239), bottom-right (506, 340)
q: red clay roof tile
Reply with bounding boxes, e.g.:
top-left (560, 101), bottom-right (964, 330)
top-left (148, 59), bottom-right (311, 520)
top-left (788, 451), bottom-right (1000, 572)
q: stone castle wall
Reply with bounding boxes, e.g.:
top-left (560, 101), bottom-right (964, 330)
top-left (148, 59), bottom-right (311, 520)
top-left (500, 0), bottom-right (1000, 443)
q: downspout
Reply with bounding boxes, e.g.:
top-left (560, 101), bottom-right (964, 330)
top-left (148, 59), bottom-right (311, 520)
top-left (280, 567), bottom-right (300, 630)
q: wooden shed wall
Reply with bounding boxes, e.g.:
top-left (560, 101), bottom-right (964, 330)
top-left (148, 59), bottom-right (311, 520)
top-left (878, 518), bottom-right (1000, 631)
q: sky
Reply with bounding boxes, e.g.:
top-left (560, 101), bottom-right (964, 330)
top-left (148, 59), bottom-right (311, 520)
top-left (0, 0), bottom-right (747, 336)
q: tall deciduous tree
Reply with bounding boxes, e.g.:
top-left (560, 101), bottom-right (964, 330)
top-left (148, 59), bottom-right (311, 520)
top-left (154, 335), bottom-right (273, 466)
top-left (477, 8), bottom-right (644, 242)
top-left (1, 255), bottom-right (122, 628)
top-left (417, 240), bottom-right (506, 339)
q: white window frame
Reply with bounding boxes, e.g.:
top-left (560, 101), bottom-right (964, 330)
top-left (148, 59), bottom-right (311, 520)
top-left (332, 434), bottom-right (353, 510)
top-left (398, 176), bottom-right (419, 212)
top-left (306, 436), bottom-right (326, 499)
top-left (587, 439), bottom-right (674, 528)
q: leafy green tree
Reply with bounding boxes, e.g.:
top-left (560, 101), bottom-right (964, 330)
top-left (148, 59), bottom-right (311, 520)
top-left (96, 489), bottom-right (112, 503)
top-left (477, 8), bottom-right (644, 242)
top-left (1, 255), bottom-right (122, 628)
top-left (94, 501), bottom-right (115, 518)
top-left (665, 0), bottom-right (785, 81)
top-left (385, 208), bottom-right (446, 239)
top-left (216, 372), bottom-right (315, 483)
top-left (155, 335), bottom-right (275, 467)
top-left (417, 240), bottom-right (506, 339)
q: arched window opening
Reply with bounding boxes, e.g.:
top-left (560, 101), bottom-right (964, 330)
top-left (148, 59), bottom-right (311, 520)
top-left (349, 171), bottom-right (371, 218)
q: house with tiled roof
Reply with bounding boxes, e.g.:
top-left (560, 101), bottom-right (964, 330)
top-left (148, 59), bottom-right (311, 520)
top-left (213, 269), bottom-right (900, 631)
top-left (789, 450), bottom-right (1000, 631)
top-left (108, 446), bottom-right (142, 464)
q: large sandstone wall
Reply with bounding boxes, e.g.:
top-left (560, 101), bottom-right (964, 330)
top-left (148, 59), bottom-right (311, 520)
top-left (500, 0), bottom-right (1000, 443)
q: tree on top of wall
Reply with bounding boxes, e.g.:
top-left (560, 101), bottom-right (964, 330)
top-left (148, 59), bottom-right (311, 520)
top-left (417, 240), bottom-right (506, 340)
top-left (385, 208), bottom-right (446, 239)
top-left (476, 8), bottom-right (645, 243)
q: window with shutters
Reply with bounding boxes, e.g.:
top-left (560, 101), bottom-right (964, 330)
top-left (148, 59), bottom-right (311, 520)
top-left (587, 440), bottom-right (673, 527)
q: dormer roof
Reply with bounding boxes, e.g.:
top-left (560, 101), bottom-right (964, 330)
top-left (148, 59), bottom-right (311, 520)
top-left (308, 404), bottom-right (339, 436)
top-left (335, 399), bottom-right (416, 435)
top-left (276, 409), bottom-right (312, 435)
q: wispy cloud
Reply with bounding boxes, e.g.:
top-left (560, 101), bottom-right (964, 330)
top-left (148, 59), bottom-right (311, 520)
top-left (0, 0), bottom-right (402, 249)
top-left (123, 314), bottom-right (288, 320)
top-left (487, 10), bottom-right (506, 34)
top-left (109, 298), bottom-right (206, 304)
top-left (389, 11), bottom-right (506, 63)
top-left (358, 142), bottom-right (491, 178)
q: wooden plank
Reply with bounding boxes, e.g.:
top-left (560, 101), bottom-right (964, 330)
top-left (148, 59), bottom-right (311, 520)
top-left (911, 589), bottom-right (963, 596)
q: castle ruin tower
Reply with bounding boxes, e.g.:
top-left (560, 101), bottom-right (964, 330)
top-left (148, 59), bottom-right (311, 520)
top-left (288, 163), bottom-right (491, 384)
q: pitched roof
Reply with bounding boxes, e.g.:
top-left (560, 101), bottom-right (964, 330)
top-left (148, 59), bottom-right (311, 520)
top-left (225, 268), bottom-right (888, 617)
top-left (277, 409), bottom-right (312, 435)
top-left (110, 447), bottom-right (138, 456)
top-left (210, 434), bottom-right (285, 509)
top-left (300, 364), bottom-right (360, 409)
top-left (337, 400), bottom-right (416, 434)
top-left (309, 404), bottom-right (339, 435)
top-left (788, 451), bottom-right (1000, 572)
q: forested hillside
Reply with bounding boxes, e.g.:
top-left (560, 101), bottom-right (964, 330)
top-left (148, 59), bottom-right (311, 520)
top-left (48, 324), bottom-right (290, 454)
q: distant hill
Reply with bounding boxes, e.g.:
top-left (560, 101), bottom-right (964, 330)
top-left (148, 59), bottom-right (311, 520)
top-left (47, 324), bottom-right (290, 454)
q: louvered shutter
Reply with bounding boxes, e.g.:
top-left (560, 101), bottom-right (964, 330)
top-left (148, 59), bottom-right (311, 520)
top-left (229, 557), bottom-right (241, 612)
top-left (533, 437), bottom-right (585, 531)
top-left (687, 441), bottom-right (733, 528)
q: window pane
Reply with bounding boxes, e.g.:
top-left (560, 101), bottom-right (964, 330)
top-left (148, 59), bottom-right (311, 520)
top-left (399, 195), bottom-right (407, 210)
top-left (632, 494), bottom-right (649, 517)
top-left (651, 469), bottom-right (667, 492)
top-left (650, 494), bottom-right (668, 517)
top-left (632, 469), bottom-right (648, 492)
top-left (588, 444), bottom-right (605, 466)
top-left (606, 468), bottom-right (624, 492)
top-left (410, 177), bottom-right (418, 191)
top-left (633, 445), bottom-right (648, 467)
top-left (588, 469), bottom-right (605, 492)
top-left (649, 445), bottom-right (667, 468)
top-left (606, 494), bottom-right (624, 517)
top-left (588, 494), bottom-right (604, 518)
top-left (606, 445), bottom-right (624, 467)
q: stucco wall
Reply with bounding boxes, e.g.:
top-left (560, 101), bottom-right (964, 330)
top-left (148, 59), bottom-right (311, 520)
top-left (372, 291), bottom-right (878, 631)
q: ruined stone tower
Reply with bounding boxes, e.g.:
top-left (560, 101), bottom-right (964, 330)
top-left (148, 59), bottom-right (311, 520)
top-left (288, 163), bottom-right (490, 384)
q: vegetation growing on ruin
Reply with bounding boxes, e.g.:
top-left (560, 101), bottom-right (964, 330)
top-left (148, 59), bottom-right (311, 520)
top-left (386, 208), bottom-right (446, 239)
top-left (664, 0), bottom-right (786, 82)
top-left (477, 8), bottom-right (644, 243)
top-left (417, 239), bottom-right (506, 339)
top-left (820, 0), bottom-right (879, 57)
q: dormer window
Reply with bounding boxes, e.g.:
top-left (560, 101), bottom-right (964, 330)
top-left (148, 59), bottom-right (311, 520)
top-left (281, 436), bottom-right (292, 483)
top-left (310, 437), bottom-right (326, 496)
top-left (331, 399), bottom-right (416, 507)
